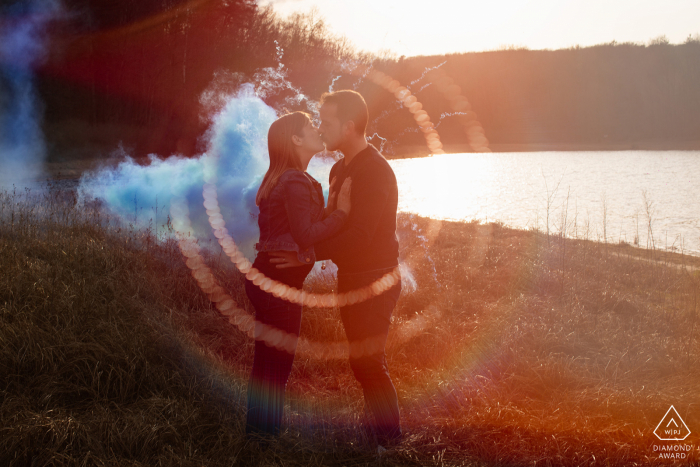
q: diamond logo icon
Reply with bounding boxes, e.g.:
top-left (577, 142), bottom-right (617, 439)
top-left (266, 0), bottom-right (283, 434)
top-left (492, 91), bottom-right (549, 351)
top-left (654, 406), bottom-right (691, 441)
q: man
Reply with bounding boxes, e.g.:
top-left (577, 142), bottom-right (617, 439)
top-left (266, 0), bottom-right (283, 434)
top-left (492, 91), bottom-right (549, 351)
top-left (272, 90), bottom-right (402, 447)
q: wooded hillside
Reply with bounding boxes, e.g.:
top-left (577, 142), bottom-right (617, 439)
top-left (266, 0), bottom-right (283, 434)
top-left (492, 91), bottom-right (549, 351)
top-left (27, 0), bottom-right (700, 159)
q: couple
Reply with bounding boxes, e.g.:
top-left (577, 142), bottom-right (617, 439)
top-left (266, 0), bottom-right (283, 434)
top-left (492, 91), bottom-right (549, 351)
top-left (244, 90), bottom-right (402, 447)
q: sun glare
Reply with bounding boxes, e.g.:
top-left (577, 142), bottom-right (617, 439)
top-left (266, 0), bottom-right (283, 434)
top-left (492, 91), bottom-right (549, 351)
top-left (268, 0), bottom-right (700, 56)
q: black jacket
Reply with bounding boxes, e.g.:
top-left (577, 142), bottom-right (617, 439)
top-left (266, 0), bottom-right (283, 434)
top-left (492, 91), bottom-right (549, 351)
top-left (315, 144), bottom-right (399, 274)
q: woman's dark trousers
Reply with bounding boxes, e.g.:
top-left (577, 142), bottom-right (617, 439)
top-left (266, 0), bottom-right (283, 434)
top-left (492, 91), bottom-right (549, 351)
top-left (244, 279), bottom-right (302, 437)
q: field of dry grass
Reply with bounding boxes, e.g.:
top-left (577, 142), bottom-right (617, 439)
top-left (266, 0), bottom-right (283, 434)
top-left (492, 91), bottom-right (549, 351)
top-left (1, 184), bottom-right (699, 466)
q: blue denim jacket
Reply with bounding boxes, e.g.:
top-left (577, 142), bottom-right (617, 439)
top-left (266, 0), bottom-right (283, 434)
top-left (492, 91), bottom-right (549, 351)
top-left (255, 169), bottom-right (347, 265)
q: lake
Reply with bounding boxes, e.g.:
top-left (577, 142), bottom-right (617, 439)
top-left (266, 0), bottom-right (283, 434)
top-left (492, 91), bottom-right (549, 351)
top-left (383, 151), bottom-right (700, 255)
top-left (43, 150), bottom-right (700, 256)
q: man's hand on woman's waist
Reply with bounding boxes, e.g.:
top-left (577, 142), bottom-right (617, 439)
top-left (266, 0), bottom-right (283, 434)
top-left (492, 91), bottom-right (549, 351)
top-left (268, 250), bottom-right (307, 269)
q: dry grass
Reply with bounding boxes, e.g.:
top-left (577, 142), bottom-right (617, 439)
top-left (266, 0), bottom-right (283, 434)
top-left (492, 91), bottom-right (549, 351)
top-left (1, 185), bottom-right (699, 466)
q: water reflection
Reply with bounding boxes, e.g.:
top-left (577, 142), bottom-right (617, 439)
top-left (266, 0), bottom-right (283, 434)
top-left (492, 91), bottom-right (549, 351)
top-left (390, 151), bottom-right (700, 255)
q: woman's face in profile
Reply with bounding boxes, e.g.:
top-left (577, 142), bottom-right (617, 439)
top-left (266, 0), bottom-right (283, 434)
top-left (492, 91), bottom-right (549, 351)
top-left (297, 120), bottom-right (325, 155)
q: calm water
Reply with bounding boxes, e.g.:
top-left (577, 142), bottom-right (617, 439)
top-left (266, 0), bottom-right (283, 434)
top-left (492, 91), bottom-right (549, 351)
top-left (48, 150), bottom-right (700, 255)
top-left (387, 151), bottom-right (700, 255)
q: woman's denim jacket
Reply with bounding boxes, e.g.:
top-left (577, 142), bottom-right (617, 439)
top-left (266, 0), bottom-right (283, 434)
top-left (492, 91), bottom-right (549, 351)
top-left (255, 169), bottom-right (347, 265)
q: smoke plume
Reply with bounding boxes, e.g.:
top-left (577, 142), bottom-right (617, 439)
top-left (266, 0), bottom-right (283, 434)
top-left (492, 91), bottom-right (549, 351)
top-left (78, 85), bottom-right (283, 256)
top-left (0, 0), bottom-right (60, 188)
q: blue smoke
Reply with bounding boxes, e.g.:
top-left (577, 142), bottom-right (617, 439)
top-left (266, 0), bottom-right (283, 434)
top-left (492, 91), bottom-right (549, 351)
top-left (75, 41), bottom-right (343, 258)
top-left (76, 58), bottom-right (423, 290)
top-left (0, 0), bottom-right (60, 188)
top-left (79, 85), bottom-right (281, 256)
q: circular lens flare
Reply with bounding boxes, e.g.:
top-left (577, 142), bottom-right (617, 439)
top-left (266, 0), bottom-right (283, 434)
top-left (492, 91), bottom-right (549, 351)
top-left (171, 69), bottom-right (453, 360)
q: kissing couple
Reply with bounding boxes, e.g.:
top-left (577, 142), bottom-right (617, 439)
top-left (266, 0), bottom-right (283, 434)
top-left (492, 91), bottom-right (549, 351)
top-left (244, 90), bottom-right (402, 449)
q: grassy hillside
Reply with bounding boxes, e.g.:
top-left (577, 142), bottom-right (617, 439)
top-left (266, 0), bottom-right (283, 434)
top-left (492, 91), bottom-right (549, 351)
top-left (1, 185), bottom-right (699, 465)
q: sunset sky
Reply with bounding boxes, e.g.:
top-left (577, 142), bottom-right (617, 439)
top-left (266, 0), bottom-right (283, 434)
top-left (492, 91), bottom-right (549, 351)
top-left (264, 0), bottom-right (700, 57)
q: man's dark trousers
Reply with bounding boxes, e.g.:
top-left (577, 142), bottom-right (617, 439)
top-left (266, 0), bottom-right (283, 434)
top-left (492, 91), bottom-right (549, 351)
top-left (338, 267), bottom-right (402, 445)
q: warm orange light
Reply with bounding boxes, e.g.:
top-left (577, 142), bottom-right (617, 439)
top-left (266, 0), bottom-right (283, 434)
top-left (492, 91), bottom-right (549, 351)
top-left (170, 184), bottom-right (441, 361)
top-left (169, 68), bottom-right (454, 359)
top-left (427, 67), bottom-right (490, 152)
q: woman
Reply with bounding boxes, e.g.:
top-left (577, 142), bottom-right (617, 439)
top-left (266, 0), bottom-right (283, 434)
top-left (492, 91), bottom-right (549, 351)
top-left (245, 111), bottom-right (351, 439)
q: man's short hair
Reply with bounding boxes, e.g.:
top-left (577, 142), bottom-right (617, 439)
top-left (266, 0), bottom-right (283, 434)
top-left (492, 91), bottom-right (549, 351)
top-left (319, 90), bottom-right (368, 136)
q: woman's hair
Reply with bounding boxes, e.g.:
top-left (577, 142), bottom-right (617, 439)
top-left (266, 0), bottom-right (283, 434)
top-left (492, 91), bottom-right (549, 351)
top-left (256, 111), bottom-right (310, 206)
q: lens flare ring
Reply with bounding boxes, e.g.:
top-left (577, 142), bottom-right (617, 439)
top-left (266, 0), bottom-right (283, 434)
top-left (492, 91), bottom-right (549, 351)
top-left (172, 199), bottom-right (439, 360)
top-left (425, 67), bottom-right (490, 152)
top-left (171, 71), bottom-right (448, 358)
top-left (346, 63), bottom-right (446, 155)
top-left (201, 177), bottom-right (402, 308)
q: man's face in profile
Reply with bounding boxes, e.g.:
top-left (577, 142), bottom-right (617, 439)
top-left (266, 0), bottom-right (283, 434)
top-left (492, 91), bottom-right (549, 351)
top-left (319, 103), bottom-right (343, 152)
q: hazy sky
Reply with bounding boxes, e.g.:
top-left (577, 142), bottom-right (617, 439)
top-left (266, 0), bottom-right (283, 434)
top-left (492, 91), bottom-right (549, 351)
top-left (263, 0), bottom-right (700, 57)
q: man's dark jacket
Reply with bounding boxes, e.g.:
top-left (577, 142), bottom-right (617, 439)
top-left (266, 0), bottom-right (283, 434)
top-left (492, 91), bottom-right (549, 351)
top-left (315, 144), bottom-right (399, 274)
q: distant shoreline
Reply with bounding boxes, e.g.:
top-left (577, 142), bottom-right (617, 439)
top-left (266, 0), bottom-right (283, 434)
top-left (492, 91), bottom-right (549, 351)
top-left (388, 140), bottom-right (700, 159)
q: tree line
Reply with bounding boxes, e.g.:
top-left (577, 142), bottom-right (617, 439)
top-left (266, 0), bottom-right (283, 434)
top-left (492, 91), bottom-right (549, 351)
top-left (31, 0), bottom-right (700, 160)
